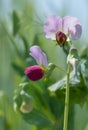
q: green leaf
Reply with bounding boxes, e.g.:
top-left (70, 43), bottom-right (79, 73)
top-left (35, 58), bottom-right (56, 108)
top-left (49, 96), bottom-right (64, 120)
top-left (80, 45), bottom-right (88, 58)
top-left (13, 84), bottom-right (52, 127)
top-left (33, 34), bottom-right (40, 46)
top-left (48, 72), bottom-right (80, 92)
top-left (12, 62), bottom-right (24, 77)
top-left (21, 109), bottom-right (52, 127)
top-left (80, 59), bottom-right (88, 87)
top-left (20, 35), bottom-right (29, 57)
top-left (13, 10), bottom-right (20, 36)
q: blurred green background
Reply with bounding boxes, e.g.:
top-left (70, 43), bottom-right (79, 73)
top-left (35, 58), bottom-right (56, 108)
top-left (0, 0), bottom-right (88, 130)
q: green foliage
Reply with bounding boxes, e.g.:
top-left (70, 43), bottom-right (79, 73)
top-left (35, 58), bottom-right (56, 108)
top-left (12, 62), bottom-right (24, 77)
top-left (20, 35), bottom-right (29, 58)
top-left (13, 10), bottom-right (20, 36)
top-left (21, 109), bottom-right (52, 127)
top-left (48, 53), bottom-right (88, 105)
top-left (13, 81), bottom-right (65, 129)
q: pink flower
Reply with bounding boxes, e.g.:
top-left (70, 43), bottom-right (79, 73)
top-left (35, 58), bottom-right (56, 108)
top-left (24, 46), bottom-right (48, 81)
top-left (44, 15), bottom-right (82, 46)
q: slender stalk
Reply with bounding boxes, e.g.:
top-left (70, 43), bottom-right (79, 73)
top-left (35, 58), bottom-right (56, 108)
top-left (63, 63), bottom-right (70, 130)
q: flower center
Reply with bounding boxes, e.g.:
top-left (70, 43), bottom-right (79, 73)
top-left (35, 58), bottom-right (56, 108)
top-left (56, 31), bottom-right (67, 46)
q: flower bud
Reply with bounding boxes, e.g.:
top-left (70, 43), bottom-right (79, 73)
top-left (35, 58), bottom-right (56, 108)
top-left (67, 45), bottom-right (80, 75)
top-left (69, 57), bottom-right (78, 75)
top-left (44, 63), bottom-right (56, 78)
top-left (69, 45), bottom-right (78, 56)
top-left (24, 65), bottom-right (45, 81)
top-left (56, 31), bottom-right (67, 46)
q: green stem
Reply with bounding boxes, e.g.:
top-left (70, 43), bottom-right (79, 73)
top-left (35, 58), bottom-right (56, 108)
top-left (63, 63), bottom-right (70, 130)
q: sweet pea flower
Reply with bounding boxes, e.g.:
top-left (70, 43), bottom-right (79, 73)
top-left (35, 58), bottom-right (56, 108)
top-left (44, 15), bottom-right (82, 46)
top-left (24, 46), bottom-right (48, 81)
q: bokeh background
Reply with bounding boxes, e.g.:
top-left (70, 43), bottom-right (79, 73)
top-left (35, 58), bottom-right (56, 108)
top-left (0, 0), bottom-right (88, 130)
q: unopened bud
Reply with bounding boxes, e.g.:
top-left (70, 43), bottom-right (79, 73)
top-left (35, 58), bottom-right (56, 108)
top-left (70, 45), bottom-right (77, 54)
top-left (24, 65), bottom-right (45, 81)
top-left (69, 57), bottom-right (78, 75)
top-left (67, 45), bottom-right (79, 75)
top-left (45, 63), bottom-right (56, 78)
top-left (56, 31), bottom-right (67, 46)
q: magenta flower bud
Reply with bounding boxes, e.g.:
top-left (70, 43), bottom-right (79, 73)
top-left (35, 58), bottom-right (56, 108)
top-left (56, 31), bottom-right (67, 46)
top-left (24, 65), bottom-right (45, 81)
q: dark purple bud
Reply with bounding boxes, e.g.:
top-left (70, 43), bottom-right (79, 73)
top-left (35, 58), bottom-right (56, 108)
top-left (24, 65), bottom-right (45, 81)
top-left (56, 31), bottom-right (67, 46)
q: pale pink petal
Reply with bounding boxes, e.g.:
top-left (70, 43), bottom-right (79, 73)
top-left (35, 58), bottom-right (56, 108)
top-left (30, 46), bottom-right (48, 67)
top-left (44, 15), bottom-right (62, 40)
top-left (63, 16), bottom-right (82, 40)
